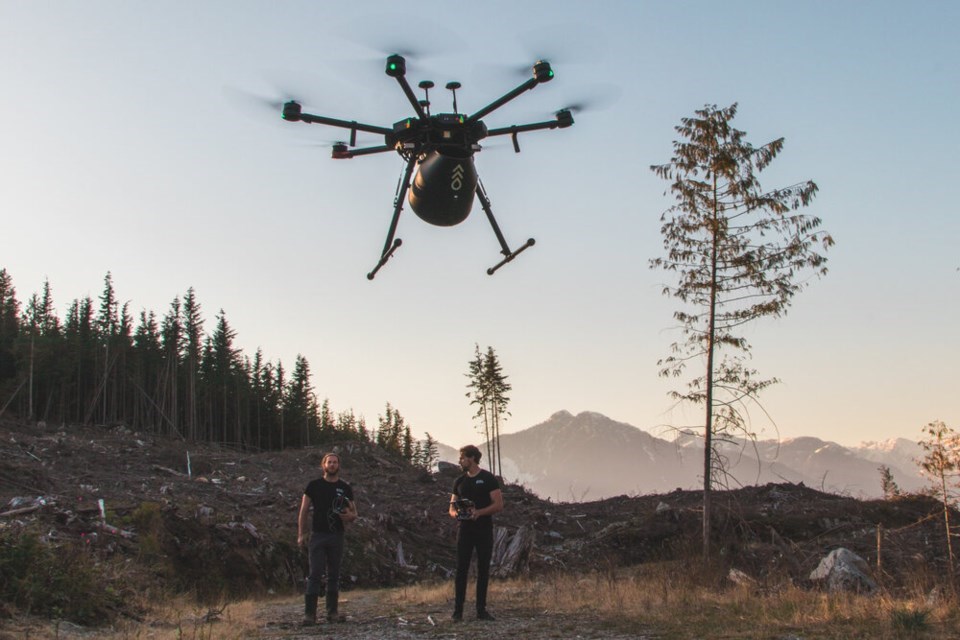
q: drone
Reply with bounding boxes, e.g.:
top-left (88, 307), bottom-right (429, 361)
top-left (280, 54), bottom-right (574, 279)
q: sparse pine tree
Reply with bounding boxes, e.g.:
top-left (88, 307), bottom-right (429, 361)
top-left (918, 420), bottom-right (958, 581)
top-left (879, 465), bottom-right (901, 500)
top-left (484, 346), bottom-right (511, 478)
top-left (465, 344), bottom-right (511, 476)
top-left (421, 432), bottom-right (439, 471)
top-left (403, 425), bottom-right (414, 461)
top-left (465, 344), bottom-right (492, 461)
top-left (651, 103), bottom-right (832, 559)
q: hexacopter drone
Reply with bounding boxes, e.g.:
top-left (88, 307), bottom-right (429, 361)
top-left (280, 55), bottom-right (574, 279)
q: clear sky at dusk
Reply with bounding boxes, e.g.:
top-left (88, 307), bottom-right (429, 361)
top-left (2, 1), bottom-right (957, 448)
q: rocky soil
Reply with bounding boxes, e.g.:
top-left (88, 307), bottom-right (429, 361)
top-left (0, 417), bottom-right (952, 630)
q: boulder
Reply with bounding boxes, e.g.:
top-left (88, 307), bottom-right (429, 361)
top-left (809, 547), bottom-right (878, 594)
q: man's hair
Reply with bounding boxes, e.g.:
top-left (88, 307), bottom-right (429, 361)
top-left (321, 452), bottom-right (340, 465)
top-left (459, 445), bottom-right (482, 463)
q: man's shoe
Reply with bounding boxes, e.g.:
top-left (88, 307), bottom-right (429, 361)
top-left (451, 610), bottom-right (463, 622)
top-left (326, 612), bottom-right (346, 623)
top-left (301, 617), bottom-right (316, 627)
top-left (477, 610), bottom-right (495, 621)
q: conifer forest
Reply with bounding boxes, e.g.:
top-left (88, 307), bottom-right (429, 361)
top-left (0, 268), bottom-right (437, 466)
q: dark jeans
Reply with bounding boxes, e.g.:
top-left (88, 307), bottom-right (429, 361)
top-left (306, 531), bottom-right (344, 614)
top-left (455, 526), bottom-right (494, 613)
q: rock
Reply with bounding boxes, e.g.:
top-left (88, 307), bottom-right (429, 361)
top-left (436, 461), bottom-right (459, 474)
top-left (728, 568), bottom-right (757, 587)
top-left (809, 548), bottom-right (878, 594)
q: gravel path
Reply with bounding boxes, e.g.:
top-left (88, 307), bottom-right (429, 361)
top-left (253, 591), bottom-right (658, 639)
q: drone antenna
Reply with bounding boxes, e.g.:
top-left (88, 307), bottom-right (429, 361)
top-left (445, 82), bottom-right (461, 114)
top-left (418, 81), bottom-right (434, 116)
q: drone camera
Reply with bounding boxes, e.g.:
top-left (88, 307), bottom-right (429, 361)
top-left (533, 60), bottom-right (554, 83)
top-left (385, 54), bottom-right (406, 77)
top-left (282, 101), bottom-right (302, 122)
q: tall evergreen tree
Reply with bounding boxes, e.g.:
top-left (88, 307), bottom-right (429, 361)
top-left (205, 310), bottom-right (240, 444)
top-left (160, 297), bottom-right (182, 437)
top-left (465, 344), bottom-right (511, 476)
top-left (64, 296), bottom-right (96, 424)
top-left (181, 288), bottom-right (203, 440)
top-left (650, 103), bottom-right (832, 559)
top-left (483, 346), bottom-right (511, 478)
top-left (286, 354), bottom-right (316, 448)
top-left (377, 402), bottom-right (408, 455)
top-left (132, 310), bottom-right (165, 432)
top-left (92, 272), bottom-right (121, 424)
top-left (0, 270), bottom-right (21, 405)
top-left (465, 345), bottom-right (492, 463)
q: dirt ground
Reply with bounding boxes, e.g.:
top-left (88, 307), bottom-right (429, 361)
top-left (253, 591), bottom-right (654, 640)
top-left (1, 417), bottom-right (954, 635)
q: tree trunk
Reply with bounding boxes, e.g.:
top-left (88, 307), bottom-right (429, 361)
top-left (492, 525), bottom-right (533, 577)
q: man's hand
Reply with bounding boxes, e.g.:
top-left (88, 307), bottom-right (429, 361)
top-left (339, 498), bottom-right (358, 526)
top-left (297, 532), bottom-right (308, 548)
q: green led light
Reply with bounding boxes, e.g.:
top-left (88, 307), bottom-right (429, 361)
top-left (389, 63), bottom-right (397, 70)
top-left (548, 70), bottom-right (554, 78)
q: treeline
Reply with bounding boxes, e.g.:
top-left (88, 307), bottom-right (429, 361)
top-left (0, 268), bottom-right (437, 466)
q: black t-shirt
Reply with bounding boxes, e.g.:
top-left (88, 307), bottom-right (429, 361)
top-left (452, 469), bottom-right (500, 531)
top-left (303, 477), bottom-right (354, 534)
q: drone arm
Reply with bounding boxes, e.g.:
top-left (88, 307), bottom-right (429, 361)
top-left (393, 76), bottom-right (429, 120)
top-left (485, 111), bottom-right (574, 152)
top-left (466, 78), bottom-right (538, 123)
top-left (487, 120), bottom-right (563, 137)
top-left (296, 113), bottom-right (393, 136)
top-left (333, 145), bottom-right (392, 159)
top-left (467, 60), bottom-right (556, 123)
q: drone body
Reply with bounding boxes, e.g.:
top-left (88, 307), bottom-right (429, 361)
top-left (409, 150), bottom-right (478, 226)
top-left (281, 55), bottom-right (573, 279)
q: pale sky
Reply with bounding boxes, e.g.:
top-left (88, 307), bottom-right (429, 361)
top-left (2, 1), bottom-right (957, 449)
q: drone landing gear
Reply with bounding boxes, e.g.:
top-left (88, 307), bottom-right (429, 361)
top-left (476, 182), bottom-right (535, 276)
top-left (367, 163), bottom-right (536, 280)
top-left (367, 156), bottom-right (418, 280)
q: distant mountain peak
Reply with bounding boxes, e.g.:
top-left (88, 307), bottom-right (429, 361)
top-left (488, 410), bottom-right (927, 502)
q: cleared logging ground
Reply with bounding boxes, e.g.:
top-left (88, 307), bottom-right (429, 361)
top-left (4, 566), bottom-right (958, 639)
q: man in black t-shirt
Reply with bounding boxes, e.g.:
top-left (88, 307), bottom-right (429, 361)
top-left (298, 452), bottom-right (357, 625)
top-left (448, 444), bottom-right (503, 622)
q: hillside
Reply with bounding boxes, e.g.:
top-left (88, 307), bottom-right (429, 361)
top-left (0, 417), bottom-right (952, 628)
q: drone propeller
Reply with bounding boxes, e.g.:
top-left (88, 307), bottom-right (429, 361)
top-left (343, 11), bottom-right (463, 61)
top-left (479, 23), bottom-right (610, 81)
top-left (222, 86), bottom-right (289, 117)
top-left (517, 23), bottom-right (609, 67)
top-left (223, 75), bottom-right (329, 119)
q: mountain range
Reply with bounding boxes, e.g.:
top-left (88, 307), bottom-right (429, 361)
top-left (437, 410), bottom-right (927, 502)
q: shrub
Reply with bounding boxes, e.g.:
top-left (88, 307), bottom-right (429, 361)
top-left (0, 526), bottom-right (122, 624)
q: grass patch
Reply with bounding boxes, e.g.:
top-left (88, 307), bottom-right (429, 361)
top-left (0, 525), bottom-right (124, 624)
